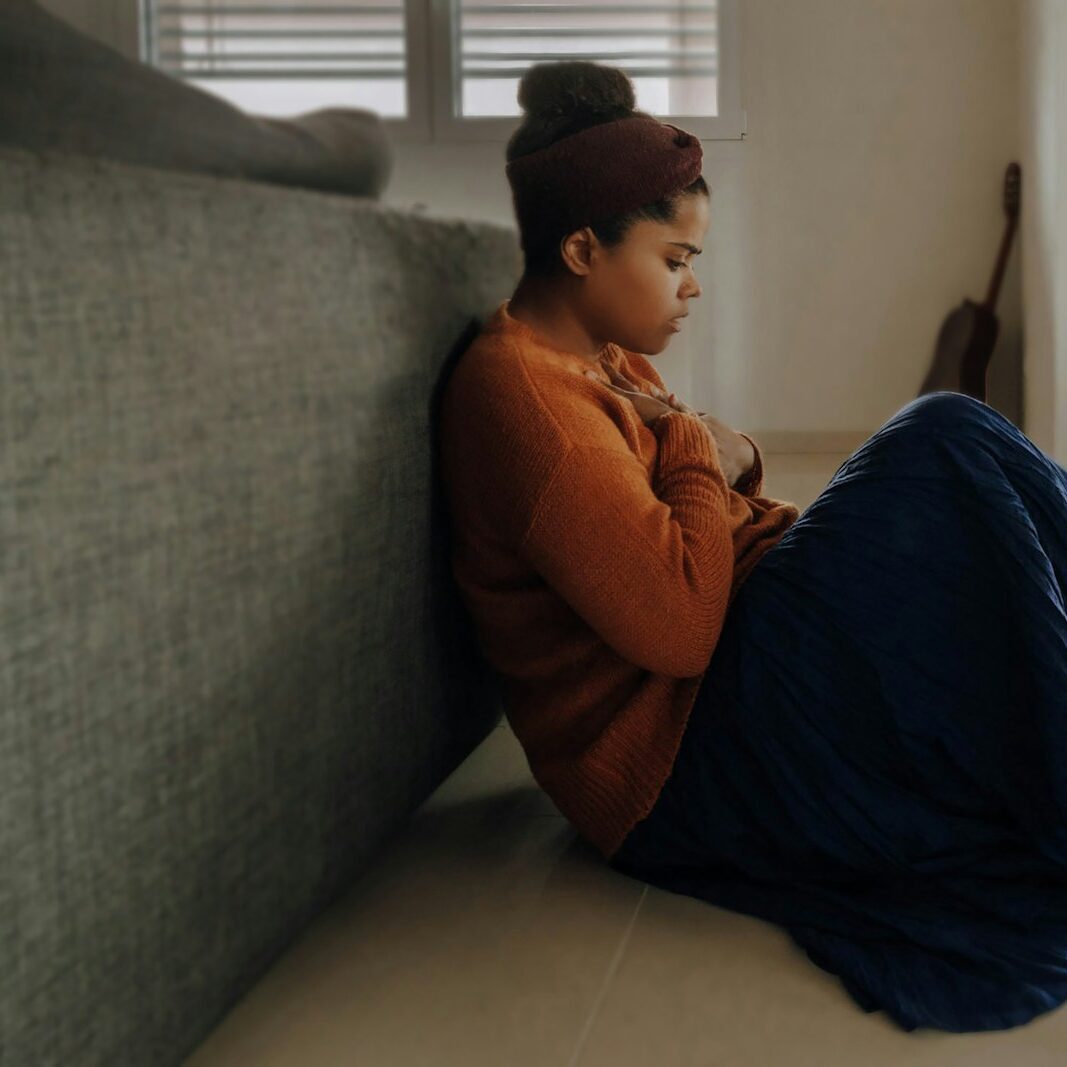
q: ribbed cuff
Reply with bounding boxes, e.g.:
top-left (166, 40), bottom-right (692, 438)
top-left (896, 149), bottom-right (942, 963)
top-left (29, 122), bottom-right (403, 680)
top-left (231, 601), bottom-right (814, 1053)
top-left (652, 410), bottom-right (716, 467)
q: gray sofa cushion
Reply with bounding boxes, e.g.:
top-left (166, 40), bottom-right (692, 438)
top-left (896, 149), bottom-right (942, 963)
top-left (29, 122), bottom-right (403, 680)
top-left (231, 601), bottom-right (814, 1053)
top-left (0, 142), bottom-right (517, 1067)
top-left (0, 0), bottom-right (394, 197)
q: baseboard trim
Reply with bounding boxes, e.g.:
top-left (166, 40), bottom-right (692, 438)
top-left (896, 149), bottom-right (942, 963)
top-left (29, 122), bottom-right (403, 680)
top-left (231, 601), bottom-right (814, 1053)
top-left (744, 430), bottom-right (873, 454)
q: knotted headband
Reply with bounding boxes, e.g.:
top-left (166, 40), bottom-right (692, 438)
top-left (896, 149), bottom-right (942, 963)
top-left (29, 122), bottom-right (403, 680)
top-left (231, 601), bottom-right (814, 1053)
top-left (505, 115), bottom-right (703, 251)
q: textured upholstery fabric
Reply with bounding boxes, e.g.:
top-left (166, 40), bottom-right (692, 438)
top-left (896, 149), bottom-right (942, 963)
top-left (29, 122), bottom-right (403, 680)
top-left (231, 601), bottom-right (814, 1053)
top-left (0, 0), bottom-right (394, 198)
top-left (0, 143), bottom-right (517, 1066)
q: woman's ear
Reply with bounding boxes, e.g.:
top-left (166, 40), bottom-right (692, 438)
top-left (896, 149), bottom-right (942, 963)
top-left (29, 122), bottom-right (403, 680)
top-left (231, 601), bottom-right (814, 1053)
top-left (560, 227), bottom-right (595, 276)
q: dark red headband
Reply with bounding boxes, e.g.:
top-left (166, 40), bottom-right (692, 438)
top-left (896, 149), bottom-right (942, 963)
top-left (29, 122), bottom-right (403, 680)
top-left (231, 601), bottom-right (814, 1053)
top-left (505, 115), bottom-right (703, 249)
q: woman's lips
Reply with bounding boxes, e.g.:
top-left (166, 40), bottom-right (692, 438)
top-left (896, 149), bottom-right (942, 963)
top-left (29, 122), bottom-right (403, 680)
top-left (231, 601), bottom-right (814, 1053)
top-left (668, 318), bottom-right (683, 332)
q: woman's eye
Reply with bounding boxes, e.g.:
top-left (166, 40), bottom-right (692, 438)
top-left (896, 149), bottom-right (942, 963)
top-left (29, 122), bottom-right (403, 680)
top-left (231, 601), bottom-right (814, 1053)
top-left (667, 260), bottom-right (686, 271)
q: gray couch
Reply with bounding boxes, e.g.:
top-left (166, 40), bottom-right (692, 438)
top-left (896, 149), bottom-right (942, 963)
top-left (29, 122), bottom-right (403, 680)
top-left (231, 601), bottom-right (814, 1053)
top-left (1, 137), bottom-right (519, 1065)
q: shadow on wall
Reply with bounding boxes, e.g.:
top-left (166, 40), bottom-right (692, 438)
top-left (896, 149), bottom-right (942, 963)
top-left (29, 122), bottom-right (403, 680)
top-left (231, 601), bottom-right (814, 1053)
top-left (427, 316), bottom-right (507, 755)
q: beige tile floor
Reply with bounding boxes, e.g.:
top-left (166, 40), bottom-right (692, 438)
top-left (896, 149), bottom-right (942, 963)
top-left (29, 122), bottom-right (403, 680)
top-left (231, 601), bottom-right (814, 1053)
top-left (184, 453), bottom-right (1067, 1066)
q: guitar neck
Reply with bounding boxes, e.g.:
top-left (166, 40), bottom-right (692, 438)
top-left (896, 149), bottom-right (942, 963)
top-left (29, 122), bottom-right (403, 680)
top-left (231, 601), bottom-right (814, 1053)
top-left (983, 215), bottom-right (1018, 310)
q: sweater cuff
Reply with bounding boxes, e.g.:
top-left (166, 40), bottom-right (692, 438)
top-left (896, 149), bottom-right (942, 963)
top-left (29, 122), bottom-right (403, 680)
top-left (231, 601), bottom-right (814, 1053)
top-left (652, 411), bottom-right (726, 484)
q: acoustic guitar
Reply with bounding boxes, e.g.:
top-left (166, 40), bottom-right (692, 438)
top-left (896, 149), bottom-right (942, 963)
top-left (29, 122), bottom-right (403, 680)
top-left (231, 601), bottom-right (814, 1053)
top-left (917, 162), bottom-right (1022, 403)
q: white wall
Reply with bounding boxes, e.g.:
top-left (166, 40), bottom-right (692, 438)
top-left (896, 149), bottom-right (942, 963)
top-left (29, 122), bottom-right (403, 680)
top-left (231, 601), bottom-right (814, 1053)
top-left (387, 0), bottom-right (1026, 442)
top-left (40, 0), bottom-right (1032, 445)
top-left (719, 0), bottom-right (1023, 440)
top-left (1019, 0), bottom-right (1067, 467)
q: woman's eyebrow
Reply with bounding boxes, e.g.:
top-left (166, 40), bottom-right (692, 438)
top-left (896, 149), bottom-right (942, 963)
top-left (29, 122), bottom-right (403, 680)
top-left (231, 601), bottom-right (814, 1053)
top-left (667, 242), bottom-right (702, 255)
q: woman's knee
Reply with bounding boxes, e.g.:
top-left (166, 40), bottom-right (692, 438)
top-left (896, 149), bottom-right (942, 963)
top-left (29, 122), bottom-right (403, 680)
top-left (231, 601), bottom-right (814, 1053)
top-left (835, 392), bottom-right (979, 475)
top-left (878, 391), bottom-right (993, 443)
top-left (899, 390), bottom-right (986, 425)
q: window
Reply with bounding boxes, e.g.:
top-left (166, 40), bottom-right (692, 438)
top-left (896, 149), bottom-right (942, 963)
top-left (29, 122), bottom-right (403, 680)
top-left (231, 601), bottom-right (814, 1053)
top-left (139, 0), bottom-right (745, 142)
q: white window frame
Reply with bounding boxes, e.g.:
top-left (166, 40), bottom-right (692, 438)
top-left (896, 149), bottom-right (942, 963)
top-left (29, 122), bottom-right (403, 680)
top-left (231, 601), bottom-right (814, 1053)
top-left (424, 0), bottom-right (745, 144)
top-left (139, 0), bottom-right (745, 144)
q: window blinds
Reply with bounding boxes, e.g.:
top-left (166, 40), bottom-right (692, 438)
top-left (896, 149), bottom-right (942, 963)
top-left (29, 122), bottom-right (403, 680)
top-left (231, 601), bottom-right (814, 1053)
top-left (457, 2), bottom-right (718, 83)
top-left (144, 2), bottom-right (408, 80)
top-left (143, 1), bottom-right (717, 84)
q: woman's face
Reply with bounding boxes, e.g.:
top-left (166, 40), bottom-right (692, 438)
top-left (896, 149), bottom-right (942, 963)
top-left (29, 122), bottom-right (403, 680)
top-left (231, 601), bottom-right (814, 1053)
top-left (567, 193), bottom-right (709, 356)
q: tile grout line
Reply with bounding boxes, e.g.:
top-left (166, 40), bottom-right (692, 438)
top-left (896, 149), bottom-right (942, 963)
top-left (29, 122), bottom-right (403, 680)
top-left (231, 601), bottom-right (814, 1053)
top-left (565, 882), bottom-right (649, 1067)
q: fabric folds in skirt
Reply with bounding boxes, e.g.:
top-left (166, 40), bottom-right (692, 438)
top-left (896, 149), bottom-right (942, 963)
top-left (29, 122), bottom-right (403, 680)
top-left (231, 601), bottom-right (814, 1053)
top-left (608, 391), bottom-right (1067, 1033)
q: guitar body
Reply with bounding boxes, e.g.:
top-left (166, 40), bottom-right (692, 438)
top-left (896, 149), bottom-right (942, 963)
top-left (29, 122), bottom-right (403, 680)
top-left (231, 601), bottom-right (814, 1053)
top-left (919, 298), bottom-right (1000, 401)
top-left (958, 299), bottom-right (1000, 401)
top-left (917, 163), bottom-right (1020, 404)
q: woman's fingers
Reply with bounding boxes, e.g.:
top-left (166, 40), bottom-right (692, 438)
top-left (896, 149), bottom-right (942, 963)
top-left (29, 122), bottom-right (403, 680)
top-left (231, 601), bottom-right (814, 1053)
top-left (601, 365), bottom-right (674, 405)
top-left (587, 368), bottom-right (676, 412)
top-left (606, 365), bottom-right (639, 389)
top-left (585, 370), bottom-right (634, 397)
top-left (604, 366), bottom-right (667, 401)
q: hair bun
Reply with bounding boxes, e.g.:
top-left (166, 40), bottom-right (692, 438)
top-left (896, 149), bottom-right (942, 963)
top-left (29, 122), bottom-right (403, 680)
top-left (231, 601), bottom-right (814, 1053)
top-left (517, 61), bottom-right (636, 123)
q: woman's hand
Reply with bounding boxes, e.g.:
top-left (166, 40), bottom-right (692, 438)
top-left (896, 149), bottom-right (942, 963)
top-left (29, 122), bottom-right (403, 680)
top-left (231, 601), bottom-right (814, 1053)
top-left (695, 411), bottom-right (757, 487)
top-left (586, 368), bottom-right (676, 426)
top-left (590, 366), bottom-right (756, 487)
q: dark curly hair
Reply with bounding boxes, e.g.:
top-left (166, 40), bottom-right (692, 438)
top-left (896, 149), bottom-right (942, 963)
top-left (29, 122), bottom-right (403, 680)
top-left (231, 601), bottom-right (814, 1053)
top-left (506, 60), bottom-right (710, 280)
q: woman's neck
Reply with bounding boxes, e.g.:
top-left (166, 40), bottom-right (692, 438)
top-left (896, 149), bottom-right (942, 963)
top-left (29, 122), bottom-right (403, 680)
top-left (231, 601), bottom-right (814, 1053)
top-left (507, 282), bottom-right (606, 361)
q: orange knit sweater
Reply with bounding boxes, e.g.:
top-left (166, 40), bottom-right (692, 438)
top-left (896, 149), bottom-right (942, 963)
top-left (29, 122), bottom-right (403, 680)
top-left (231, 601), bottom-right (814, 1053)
top-left (438, 299), bottom-right (802, 860)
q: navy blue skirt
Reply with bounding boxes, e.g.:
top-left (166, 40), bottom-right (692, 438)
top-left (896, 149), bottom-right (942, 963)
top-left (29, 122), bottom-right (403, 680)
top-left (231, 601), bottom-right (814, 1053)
top-left (608, 391), bottom-right (1067, 1033)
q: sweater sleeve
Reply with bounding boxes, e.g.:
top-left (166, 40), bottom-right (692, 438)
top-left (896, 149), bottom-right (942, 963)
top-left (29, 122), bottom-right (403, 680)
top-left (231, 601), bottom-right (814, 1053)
top-left (621, 352), bottom-right (765, 497)
top-left (516, 412), bottom-right (735, 678)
